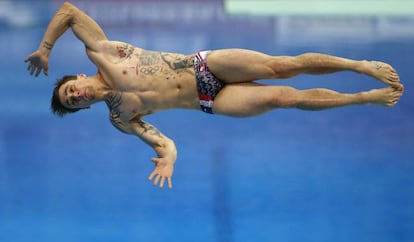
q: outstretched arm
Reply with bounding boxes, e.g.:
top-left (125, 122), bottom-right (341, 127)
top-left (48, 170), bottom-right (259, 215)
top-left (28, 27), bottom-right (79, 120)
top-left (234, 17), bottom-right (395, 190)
top-left (25, 2), bottom-right (107, 76)
top-left (111, 114), bottom-right (177, 189)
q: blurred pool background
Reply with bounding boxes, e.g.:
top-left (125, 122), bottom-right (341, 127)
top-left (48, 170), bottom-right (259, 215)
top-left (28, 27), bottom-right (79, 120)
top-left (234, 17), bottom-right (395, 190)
top-left (1, 1), bottom-right (413, 241)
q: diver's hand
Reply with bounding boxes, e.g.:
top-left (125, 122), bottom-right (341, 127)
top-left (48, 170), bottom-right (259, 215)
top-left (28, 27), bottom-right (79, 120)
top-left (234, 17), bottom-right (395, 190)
top-left (25, 50), bottom-right (49, 77)
top-left (148, 157), bottom-right (175, 189)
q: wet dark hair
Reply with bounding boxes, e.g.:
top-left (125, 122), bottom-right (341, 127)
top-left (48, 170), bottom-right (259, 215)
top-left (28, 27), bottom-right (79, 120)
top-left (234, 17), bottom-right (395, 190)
top-left (51, 75), bottom-right (83, 117)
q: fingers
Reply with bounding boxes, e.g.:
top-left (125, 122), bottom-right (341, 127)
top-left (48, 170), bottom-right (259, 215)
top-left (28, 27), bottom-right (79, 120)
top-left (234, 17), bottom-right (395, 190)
top-left (35, 67), bottom-right (42, 77)
top-left (160, 177), bottom-right (165, 189)
top-left (43, 63), bottom-right (49, 76)
top-left (27, 62), bottom-right (41, 77)
top-left (148, 170), bottom-right (157, 181)
top-left (154, 173), bottom-right (161, 186)
top-left (25, 54), bottom-right (48, 77)
top-left (30, 64), bottom-right (36, 76)
top-left (28, 64), bottom-right (46, 77)
top-left (148, 158), bottom-right (173, 189)
top-left (148, 172), bottom-right (172, 189)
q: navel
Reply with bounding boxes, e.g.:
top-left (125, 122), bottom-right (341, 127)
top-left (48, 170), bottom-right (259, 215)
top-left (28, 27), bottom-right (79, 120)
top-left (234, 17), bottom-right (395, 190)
top-left (122, 70), bottom-right (127, 75)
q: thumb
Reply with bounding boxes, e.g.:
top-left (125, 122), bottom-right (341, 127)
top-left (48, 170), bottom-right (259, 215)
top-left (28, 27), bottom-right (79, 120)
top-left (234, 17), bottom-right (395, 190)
top-left (24, 54), bottom-right (33, 63)
top-left (43, 65), bottom-right (49, 76)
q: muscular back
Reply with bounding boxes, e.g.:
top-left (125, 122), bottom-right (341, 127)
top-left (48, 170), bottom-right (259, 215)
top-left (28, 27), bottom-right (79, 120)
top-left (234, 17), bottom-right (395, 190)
top-left (88, 41), bottom-right (199, 121)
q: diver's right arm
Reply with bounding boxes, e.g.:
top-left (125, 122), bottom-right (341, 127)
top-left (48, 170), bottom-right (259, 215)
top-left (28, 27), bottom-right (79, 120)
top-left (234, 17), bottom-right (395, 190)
top-left (110, 114), bottom-right (177, 190)
top-left (25, 2), bottom-right (107, 77)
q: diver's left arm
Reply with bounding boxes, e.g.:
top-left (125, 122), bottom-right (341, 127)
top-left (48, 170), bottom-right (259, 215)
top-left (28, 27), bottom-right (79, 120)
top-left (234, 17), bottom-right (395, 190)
top-left (111, 115), bottom-right (177, 189)
top-left (25, 2), bottom-right (107, 77)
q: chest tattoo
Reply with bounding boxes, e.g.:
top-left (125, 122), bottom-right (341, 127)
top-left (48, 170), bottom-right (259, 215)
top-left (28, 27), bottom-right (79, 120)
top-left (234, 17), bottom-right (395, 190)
top-left (116, 43), bottom-right (134, 60)
top-left (138, 50), bottom-right (162, 66)
top-left (160, 53), bottom-right (194, 71)
top-left (116, 44), bottom-right (193, 75)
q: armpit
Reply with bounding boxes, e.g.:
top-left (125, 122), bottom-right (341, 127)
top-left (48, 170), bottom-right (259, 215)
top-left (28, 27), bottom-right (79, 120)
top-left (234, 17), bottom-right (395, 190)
top-left (109, 111), bottom-right (131, 134)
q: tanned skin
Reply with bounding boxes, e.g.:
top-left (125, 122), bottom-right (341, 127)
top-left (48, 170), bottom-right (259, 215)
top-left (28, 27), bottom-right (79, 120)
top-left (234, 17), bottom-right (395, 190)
top-left (25, 2), bottom-right (403, 189)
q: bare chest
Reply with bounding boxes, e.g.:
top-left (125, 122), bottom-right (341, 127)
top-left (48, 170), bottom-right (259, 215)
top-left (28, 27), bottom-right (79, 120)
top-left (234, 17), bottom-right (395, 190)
top-left (105, 91), bottom-right (147, 122)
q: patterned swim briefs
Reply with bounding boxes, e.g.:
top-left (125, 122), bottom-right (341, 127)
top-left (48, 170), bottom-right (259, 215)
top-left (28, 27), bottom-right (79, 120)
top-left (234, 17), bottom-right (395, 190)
top-left (194, 51), bottom-right (225, 114)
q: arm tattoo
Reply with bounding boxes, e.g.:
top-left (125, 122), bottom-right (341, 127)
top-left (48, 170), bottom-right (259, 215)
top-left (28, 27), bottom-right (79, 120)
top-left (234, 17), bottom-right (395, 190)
top-left (137, 120), bottom-right (162, 138)
top-left (43, 41), bottom-right (54, 50)
top-left (109, 112), bottom-right (128, 134)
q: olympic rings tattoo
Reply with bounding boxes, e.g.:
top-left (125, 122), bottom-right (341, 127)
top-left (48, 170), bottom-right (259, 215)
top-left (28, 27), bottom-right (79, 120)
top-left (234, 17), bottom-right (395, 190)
top-left (140, 66), bottom-right (161, 75)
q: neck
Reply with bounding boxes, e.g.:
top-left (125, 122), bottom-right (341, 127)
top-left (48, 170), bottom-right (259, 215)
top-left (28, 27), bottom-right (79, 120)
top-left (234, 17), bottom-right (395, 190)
top-left (90, 72), bottom-right (112, 102)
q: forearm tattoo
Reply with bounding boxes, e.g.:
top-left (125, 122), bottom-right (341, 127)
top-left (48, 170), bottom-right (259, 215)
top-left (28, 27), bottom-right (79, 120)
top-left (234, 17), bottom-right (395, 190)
top-left (43, 41), bottom-right (54, 50)
top-left (137, 120), bottom-right (162, 138)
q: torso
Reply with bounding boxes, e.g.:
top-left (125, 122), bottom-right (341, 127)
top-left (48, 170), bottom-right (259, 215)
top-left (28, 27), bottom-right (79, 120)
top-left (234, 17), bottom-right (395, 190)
top-left (87, 40), bottom-right (199, 122)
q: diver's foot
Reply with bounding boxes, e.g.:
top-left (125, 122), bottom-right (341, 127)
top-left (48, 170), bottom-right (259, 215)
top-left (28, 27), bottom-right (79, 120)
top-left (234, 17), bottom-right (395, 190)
top-left (361, 61), bottom-right (400, 87)
top-left (365, 84), bottom-right (404, 107)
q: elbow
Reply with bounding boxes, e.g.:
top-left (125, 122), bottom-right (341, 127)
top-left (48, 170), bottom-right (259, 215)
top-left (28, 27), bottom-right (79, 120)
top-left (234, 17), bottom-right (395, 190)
top-left (61, 2), bottom-right (77, 17)
top-left (61, 2), bottom-right (74, 12)
top-left (155, 138), bottom-right (177, 157)
top-left (62, 2), bottom-right (75, 9)
top-left (159, 137), bottom-right (176, 151)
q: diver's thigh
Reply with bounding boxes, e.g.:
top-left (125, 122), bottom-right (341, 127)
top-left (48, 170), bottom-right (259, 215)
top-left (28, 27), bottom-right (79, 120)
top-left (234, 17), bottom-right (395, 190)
top-left (207, 49), bottom-right (275, 83)
top-left (213, 83), bottom-right (290, 117)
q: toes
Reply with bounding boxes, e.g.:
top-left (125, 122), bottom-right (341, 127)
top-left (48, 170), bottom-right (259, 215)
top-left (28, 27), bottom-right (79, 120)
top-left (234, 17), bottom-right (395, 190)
top-left (393, 83), bottom-right (404, 91)
top-left (389, 73), bottom-right (400, 82)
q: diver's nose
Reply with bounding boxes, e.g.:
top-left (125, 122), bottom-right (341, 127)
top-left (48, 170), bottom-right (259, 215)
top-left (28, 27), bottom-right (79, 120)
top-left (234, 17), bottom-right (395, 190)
top-left (73, 90), bottom-right (81, 100)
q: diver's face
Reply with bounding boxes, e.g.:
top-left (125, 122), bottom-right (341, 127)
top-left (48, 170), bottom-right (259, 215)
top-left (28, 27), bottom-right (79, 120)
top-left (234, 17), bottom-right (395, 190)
top-left (58, 74), bottom-right (95, 109)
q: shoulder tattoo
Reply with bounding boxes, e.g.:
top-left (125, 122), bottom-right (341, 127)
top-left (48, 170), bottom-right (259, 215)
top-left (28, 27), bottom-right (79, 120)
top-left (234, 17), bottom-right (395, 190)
top-left (106, 91), bottom-right (125, 131)
top-left (106, 91), bottom-right (123, 112)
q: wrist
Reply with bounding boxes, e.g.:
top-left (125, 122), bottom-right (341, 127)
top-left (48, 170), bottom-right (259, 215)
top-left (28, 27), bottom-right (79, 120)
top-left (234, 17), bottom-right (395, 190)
top-left (43, 41), bottom-right (54, 50)
top-left (39, 41), bottom-right (53, 56)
